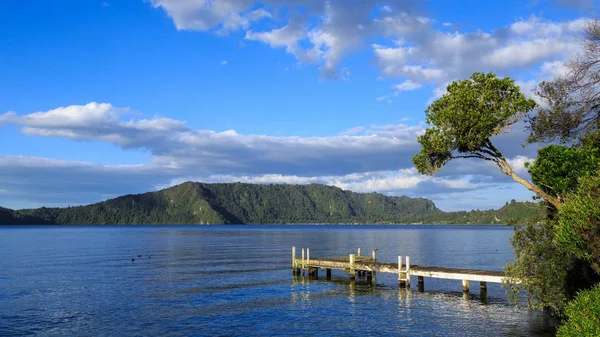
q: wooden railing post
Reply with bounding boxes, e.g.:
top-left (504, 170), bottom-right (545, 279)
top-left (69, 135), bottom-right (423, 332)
top-left (406, 256), bottom-right (411, 288)
top-left (349, 254), bottom-right (356, 279)
top-left (357, 248), bottom-right (361, 256)
top-left (307, 248), bottom-right (310, 264)
top-left (292, 246), bottom-right (296, 275)
top-left (398, 256), bottom-right (405, 287)
top-left (372, 249), bottom-right (376, 261)
top-left (301, 248), bottom-right (305, 275)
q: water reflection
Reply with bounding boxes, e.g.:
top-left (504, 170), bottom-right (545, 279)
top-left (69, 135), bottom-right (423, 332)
top-left (1, 225), bottom-right (557, 336)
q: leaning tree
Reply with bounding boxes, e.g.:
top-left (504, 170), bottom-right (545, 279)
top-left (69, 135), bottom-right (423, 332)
top-left (412, 72), bottom-right (562, 209)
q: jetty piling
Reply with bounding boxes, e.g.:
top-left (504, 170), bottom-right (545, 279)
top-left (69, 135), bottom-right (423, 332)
top-left (349, 254), bottom-right (356, 279)
top-left (292, 247), bottom-right (514, 296)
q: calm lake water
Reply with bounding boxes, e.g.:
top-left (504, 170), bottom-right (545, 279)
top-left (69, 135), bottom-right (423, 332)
top-left (0, 225), bottom-right (556, 336)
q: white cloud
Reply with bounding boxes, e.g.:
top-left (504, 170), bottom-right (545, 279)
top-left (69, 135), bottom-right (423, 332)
top-left (394, 79), bottom-right (422, 92)
top-left (374, 15), bottom-right (583, 88)
top-left (507, 155), bottom-right (534, 175)
top-left (381, 5), bottom-right (392, 13)
top-left (485, 39), bottom-right (572, 68)
top-left (0, 103), bottom-right (425, 178)
top-left (149, 0), bottom-right (263, 32)
top-left (152, 0), bottom-right (426, 79)
top-left (150, 1), bottom-right (587, 84)
top-left (338, 126), bottom-right (365, 136)
top-left (0, 102), bottom-right (541, 209)
top-left (0, 153), bottom-right (505, 211)
top-left (540, 60), bottom-right (568, 78)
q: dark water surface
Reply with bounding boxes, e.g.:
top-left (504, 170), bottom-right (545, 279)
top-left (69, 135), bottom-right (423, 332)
top-left (0, 225), bottom-right (556, 336)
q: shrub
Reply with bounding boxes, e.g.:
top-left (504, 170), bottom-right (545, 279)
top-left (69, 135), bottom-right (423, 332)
top-left (557, 283), bottom-right (600, 337)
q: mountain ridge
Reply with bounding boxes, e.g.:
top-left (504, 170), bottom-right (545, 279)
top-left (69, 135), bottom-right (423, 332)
top-left (0, 182), bottom-right (540, 225)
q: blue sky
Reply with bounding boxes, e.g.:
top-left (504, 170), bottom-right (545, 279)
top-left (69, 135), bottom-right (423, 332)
top-left (0, 0), bottom-right (597, 211)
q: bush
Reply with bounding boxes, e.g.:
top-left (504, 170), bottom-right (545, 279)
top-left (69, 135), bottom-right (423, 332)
top-left (504, 217), bottom-right (574, 312)
top-left (557, 283), bottom-right (600, 337)
top-left (557, 176), bottom-right (600, 272)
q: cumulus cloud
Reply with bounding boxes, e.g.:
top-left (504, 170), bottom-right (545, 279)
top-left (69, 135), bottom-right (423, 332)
top-left (375, 15), bottom-right (586, 102)
top-left (394, 80), bottom-right (422, 92)
top-left (149, 1), bottom-right (588, 85)
top-left (0, 154), bottom-right (510, 211)
top-left (149, 0), bottom-right (261, 32)
top-left (151, 0), bottom-right (423, 79)
top-left (0, 103), bottom-right (424, 178)
top-left (373, 16), bottom-right (584, 87)
top-left (0, 102), bottom-right (542, 210)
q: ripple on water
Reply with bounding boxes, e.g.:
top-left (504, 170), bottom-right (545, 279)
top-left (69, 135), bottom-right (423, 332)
top-left (0, 225), bottom-right (557, 336)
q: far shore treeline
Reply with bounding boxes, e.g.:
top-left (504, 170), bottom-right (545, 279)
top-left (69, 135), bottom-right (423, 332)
top-left (0, 181), bottom-right (540, 225)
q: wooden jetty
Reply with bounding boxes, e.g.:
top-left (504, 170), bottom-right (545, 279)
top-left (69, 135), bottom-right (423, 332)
top-left (292, 247), bottom-right (514, 296)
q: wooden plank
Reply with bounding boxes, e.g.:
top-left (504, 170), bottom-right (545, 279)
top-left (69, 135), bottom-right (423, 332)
top-left (410, 269), bottom-right (505, 283)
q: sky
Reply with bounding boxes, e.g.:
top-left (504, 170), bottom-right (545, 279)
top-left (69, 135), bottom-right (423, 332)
top-left (0, 0), bottom-right (597, 211)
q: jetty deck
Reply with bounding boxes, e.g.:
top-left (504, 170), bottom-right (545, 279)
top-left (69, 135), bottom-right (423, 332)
top-left (292, 247), bottom-right (514, 295)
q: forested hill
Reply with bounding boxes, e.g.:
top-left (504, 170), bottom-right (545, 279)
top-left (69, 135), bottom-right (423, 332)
top-left (1, 182), bottom-right (541, 225)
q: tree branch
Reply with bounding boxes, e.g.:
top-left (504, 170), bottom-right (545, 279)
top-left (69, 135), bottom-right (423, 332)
top-left (495, 156), bottom-right (563, 209)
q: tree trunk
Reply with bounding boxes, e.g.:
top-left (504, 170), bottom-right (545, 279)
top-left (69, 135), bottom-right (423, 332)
top-left (496, 157), bottom-right (563, 209)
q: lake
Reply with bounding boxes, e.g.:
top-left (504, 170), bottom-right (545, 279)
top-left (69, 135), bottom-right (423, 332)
top-left (0, 225), bottom-right (556, 336)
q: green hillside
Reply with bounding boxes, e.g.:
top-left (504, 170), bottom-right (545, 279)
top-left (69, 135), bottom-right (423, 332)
top-left (414, 199), bottom-right (543, 224)
top-left (2, 182), bottom-right (541, 225)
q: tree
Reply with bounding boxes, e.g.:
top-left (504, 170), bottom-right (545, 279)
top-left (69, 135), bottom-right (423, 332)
top-left (504, 216), bottom-right (574, 312)
top-left (412, 72), bottom-right (561, 208)
top-left (525, 145), bottom-right (599, 202)
top-left (530, 20), bottom-right (600, 144)
top-left (557, 283), bottom-right (600, 337)
top-left (557, 176), bottom-right (600, 273)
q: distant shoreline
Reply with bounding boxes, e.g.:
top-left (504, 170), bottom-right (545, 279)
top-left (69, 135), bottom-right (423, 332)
top-left (1, 223), bottom-right (512, 227)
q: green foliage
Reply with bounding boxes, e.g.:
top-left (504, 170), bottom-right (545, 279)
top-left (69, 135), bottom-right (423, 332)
top-left (557, 176), bottom-right (600, 272)
top-left (2, 182), bottom-right (540, 225)
top-left (526, 145), bottom-right (599, 198)
top-left (11, 182), bottom-right (441, 225)
top-left (416, 200), bottom-right (542, 225)
top-left (557, 284), bottom-right (600, 337)
top-left (504, 217), bottom-right (575, 312)
top-left (0, 206), bottom-right (51, 224)
top-left (413, 72), bottom-right (537, 175)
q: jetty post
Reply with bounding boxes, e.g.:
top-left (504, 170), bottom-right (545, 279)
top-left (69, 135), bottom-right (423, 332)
top-left (356, 248), bottom-right (363, 277)
top-left (369, 249), bottom-right (377, 284)
top-left (398, 256), bottom-right (405, 287)
top-left (292, 246), bottom-right (299, 275)
top-left (349, 253), bottom-right (356, 279)
top-left (480, 281), bottom-right (487, 297)
top-left (418, 276), bottom-right (424, 292)
top-left (462, 280), bottom-right (470, 293)
top-left (406, 256), bottom-right (411, 288)
top-left (398, 256), bottom-right (411, 288)
top-left (301, 248), bottom-right (305, 276)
